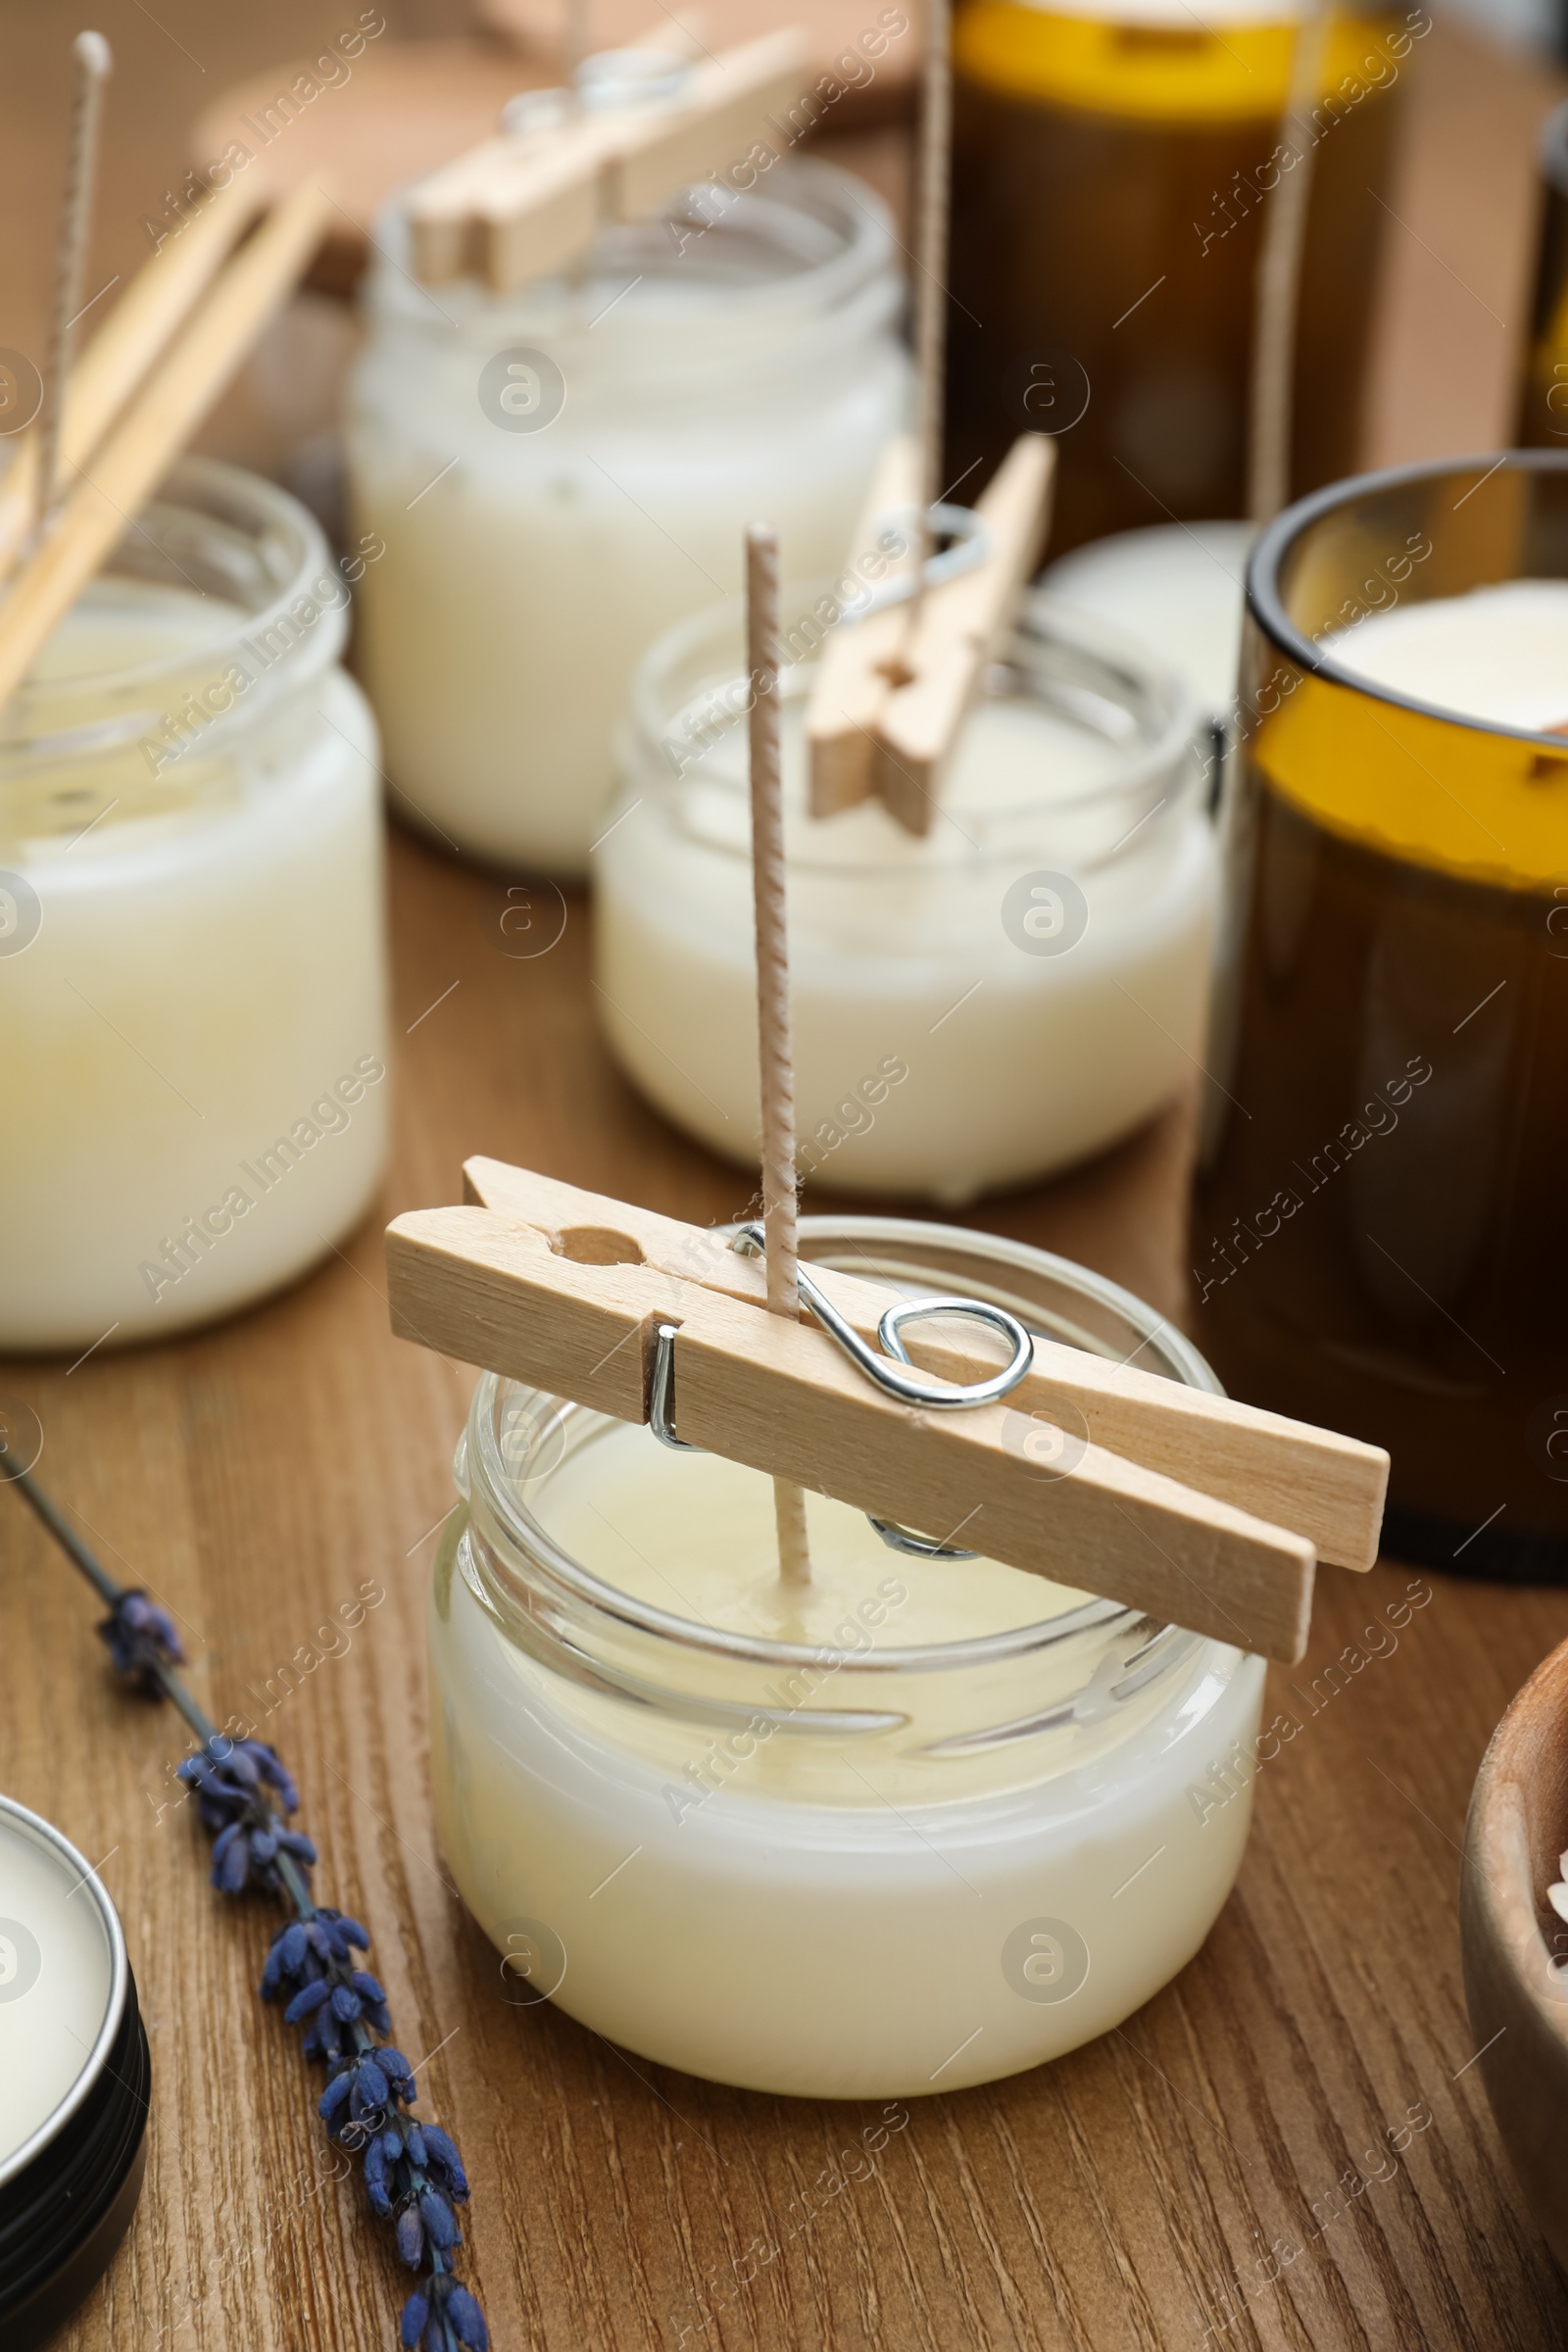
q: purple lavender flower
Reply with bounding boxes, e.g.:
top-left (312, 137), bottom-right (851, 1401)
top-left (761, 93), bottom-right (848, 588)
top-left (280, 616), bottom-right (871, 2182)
top-left (402, 2274), bottom-right (489, 2352)
top-left (8, 1464), bottom-right (489, 2352)
top-left (97, 1590), bottom-right (183, 1692)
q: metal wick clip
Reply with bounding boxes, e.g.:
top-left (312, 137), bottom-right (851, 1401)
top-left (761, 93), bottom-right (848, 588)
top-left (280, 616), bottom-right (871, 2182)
top-left (648, 1221), bottom-right (1035, 1562)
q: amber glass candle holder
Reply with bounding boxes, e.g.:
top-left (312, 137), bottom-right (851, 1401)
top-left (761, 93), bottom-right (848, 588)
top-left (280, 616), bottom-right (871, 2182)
top-left (946, 0), bottom-right (1417, 553)
top-left (1191, 451), bottom-right (1568, 1580)
top-left (1516, 100), bottom-right (1568, 449)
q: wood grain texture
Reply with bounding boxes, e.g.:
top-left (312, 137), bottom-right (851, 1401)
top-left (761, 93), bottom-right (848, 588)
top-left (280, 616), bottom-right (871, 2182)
top-left (5, 838), bottom-right (1568, 2352)
top-left (2, 9), bottom-right (1568, 2348)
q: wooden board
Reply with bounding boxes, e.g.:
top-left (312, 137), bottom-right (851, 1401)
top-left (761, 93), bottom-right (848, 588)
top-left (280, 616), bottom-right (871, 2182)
top-left (1, 10), bottom-right (1567, 2351)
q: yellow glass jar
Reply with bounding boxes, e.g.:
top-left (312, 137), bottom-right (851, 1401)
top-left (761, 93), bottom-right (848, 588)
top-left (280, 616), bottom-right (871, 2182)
top-left (948, 0), bottom-right (1422, 550)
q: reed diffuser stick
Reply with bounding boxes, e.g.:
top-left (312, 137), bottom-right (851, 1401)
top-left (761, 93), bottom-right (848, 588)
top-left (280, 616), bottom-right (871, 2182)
top-left (1248, 0), bottom-right (1331, 525)
top-left (911, 0), bottom-right (952, 610)
top-left (34, 29), bottom-right (112, 539)
top-left (745, 520), bottom-right (812, 1588)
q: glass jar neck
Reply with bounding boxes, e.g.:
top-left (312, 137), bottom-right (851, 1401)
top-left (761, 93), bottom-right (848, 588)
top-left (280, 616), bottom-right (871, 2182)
top-left (1246, 451), bottom-right (1568, 892)
top-left (363, 158), bottom-right (901, 406)
top-left (628, 586), bottom-right (1199, 880)
top-left (451, 1219), bottom-right (1231, 1793)
top-left (0, 458), bottom-right (349, 854)
top-left (956, 0), bottom-right (1411, 123)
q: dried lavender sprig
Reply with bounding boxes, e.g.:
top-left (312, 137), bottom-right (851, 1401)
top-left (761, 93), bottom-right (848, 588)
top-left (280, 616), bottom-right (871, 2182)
top-left (9, 1462), bottom-right (488, 2352)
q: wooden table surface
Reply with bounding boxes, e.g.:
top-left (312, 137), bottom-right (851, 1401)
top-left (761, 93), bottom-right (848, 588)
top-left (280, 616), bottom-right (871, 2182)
top-left (4, 6), bottom-right (1568, 2349)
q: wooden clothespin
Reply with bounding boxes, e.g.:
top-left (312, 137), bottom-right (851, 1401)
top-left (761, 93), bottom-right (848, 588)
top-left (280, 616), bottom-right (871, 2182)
top-left (806, 0), bottom-right (1054, 834)
top-left (406, 27), bottom-right (810, 292)
top-left (384, 1158), bottom-right (1390, 1665)
top-left (806, 431), bottom-right (1055, 832)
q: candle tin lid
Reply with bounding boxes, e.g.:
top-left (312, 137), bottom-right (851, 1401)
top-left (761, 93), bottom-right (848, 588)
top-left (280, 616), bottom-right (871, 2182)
top-left (0, 1793), bottom-right (150, 2352)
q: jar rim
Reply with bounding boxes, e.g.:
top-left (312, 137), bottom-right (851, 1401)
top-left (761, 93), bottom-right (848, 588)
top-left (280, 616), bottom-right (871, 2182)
top-left (1247, 449), bottom-right (1568, 746)
top-left (0, 455), bottom-right (343, 764)
top-left (462, 1214), bottom-right (1224, 1675)
top-left (621, 585), bottom-right (1200, 875)
top-left (365, 156), bottom-right (897, 347)
top-left (0, 1793), bottom-right (128, 2191)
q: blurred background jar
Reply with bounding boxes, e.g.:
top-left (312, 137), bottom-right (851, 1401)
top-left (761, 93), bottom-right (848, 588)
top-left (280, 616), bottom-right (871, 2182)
top-left (345, 156), bottom-right (908, 878)
top-left (595, 584), bottom-right (1210, 1203)
top-left (0, 461), bottom-right (388, 1355)
top-left (945, 0), bottom-right (1420, 555)
top-left (1516, 97), bottom-right (1568, 446)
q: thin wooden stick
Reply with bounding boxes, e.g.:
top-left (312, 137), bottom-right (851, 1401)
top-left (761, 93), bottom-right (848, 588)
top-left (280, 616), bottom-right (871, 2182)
top-left (746, 521), bottom-right (811, 1589)
top-left (0, 173), bottom-right (262, 580)
top-left (564, 0), bottom-right (590, 84)
top-left (1248, 0), bottom-right (1331, 525)
top-left (910, 0), bottom-right (952, 615)
top-left (0, 178), bottom-right (334, 711)
top-left (35, 29), bottom-right (113, 539)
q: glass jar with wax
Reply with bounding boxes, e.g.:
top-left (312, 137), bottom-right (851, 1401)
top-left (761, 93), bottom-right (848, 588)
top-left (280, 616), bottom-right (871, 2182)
top-left (0, 458), bottom-right (388, 1354)
top-left (428, 1219), bottom-right (1264, 2099)
top-left (594, 586), bottom-right (1212, 1203)
top-left (345, 158), bottom-right (908, 878)
top-left (946, 0), bottom-right (1420, 553)
top-left (1192, 452), bottom-right (1568, 1580)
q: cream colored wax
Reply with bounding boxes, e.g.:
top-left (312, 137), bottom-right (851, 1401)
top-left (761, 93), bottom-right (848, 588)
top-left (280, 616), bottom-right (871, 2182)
top-left (347, 162), bottom-right (908, 875)
top-left (0, 579), bottom-right (387, 1351)
top-left (595, 626), bottom-right (1215, 1202)
top-left (0, 1817), bottom-right (113, 2169)
top-left (429, 1416), bottom-right (1264, 2099)
top-left (1323, 577), bottom-right (1568, 727)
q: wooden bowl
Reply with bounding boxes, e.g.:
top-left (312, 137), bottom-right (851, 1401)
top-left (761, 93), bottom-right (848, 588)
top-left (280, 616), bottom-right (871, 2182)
top-left (1461, 1631), bottom-right (1568, 2268)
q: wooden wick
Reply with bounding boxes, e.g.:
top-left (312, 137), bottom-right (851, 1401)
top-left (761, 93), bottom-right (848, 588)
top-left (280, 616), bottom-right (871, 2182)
top-left (0, 176), bottom-right (262, 581)
top-left (35, 29), bottom-right (113, 540)
top-left (1248, 0), bottom-right (1330, 525)
top-left (563, 0), bottom-right (590, 85)
top-left (910, 0), bottom-right (952, 614)
top-left (745, 521), bottom-right (811, 1589)
top-left (0, 179), bottom-right (334, 710)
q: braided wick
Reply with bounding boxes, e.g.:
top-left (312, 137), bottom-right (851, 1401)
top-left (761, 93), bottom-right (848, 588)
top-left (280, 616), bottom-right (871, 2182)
top-left (746, 521), bottom-right (811, 1586)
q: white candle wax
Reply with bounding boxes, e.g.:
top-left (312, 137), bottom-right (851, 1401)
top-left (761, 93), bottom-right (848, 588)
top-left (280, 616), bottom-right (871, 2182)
top-left (430, 1403), bottom-right (1263, 2100)
top-left (0, 1811), bottom-right (114, 2170)
top-left (594, 597), bottom-right (1214, 1201)
top-left (0, 466), bottom-right (389, 1353)
top-left (1322, 578), bottom-right (1568, 729)
top-left (347, 162), bottom-right (907, 876)
top-left (1042, 521), bottom-right (1253, 722)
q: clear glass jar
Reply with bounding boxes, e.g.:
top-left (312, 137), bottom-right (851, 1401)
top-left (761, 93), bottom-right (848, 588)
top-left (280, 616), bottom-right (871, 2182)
top-left (0, 458), bottom-right (388, 1352)
top-left (428, 1218), bottom-right (1265, 2099)
top-left (346, 157), bottom-right (908, 877)
top-left (594, 586), bottom-right (1212, 1202)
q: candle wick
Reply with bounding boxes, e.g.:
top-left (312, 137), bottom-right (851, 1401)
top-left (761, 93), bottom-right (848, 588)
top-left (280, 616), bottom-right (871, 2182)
top-left (35, 30), bottom-right (113, 545)
top-left (746, 520), bottom-right (811, 1588)
top-left (1247, 0), bottom-right (1330, 526)
top-left (910, 0), bottom-right (953, 627)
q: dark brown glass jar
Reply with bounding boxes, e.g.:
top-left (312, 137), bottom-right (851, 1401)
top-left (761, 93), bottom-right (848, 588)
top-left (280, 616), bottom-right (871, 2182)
top-left (946, 0), bottom-right (1418, 553)
top-left (1516, 100), bottom-right (1568, 449)
top-left (1191, 453), bottom-right (1568, 1581)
